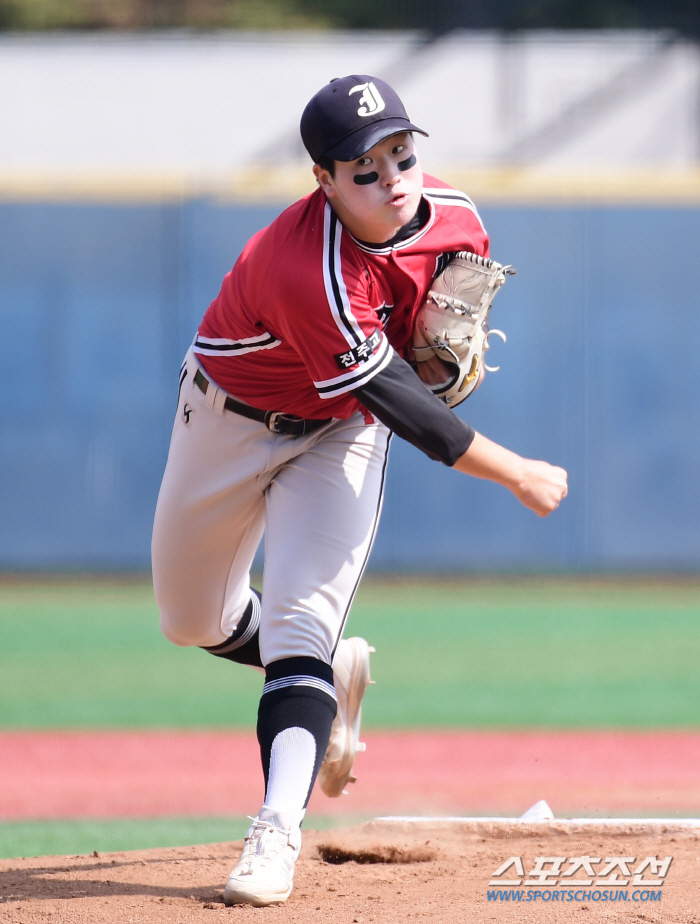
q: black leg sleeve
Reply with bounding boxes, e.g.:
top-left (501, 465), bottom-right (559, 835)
top-left (201, 588), bottom-right (263, 668)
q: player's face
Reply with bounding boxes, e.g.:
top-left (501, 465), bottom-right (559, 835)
top-left (313, 132), bottom-right (423, 244)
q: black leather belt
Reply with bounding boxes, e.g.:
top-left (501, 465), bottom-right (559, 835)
top-left (193, 368), bottom-right (331, 437)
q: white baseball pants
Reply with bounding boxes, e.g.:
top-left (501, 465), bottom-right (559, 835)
top-left (152, 350), bottom-right (390, 667)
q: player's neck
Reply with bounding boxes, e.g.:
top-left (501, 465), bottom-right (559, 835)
top-left (355, 198), bottom-right (430, 249)
top-left (330, 202), bottom-right (407, 244)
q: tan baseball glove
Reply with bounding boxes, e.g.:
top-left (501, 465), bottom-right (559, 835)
top-left (412, 251), bottom-right (515, 407)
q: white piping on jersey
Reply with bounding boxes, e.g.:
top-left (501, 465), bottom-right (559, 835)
top-left (322, 202), bottom-right (367, 348)
top-left (193, 332), bottom-right (281, 356)
top-left (422, 187), bottom-right (487, 234)
top-left (262, 674), bottom-right (337, 702)
top-left (350, 199), bottom-right (436, 255)
top-left (314, 332), bottom-right (393, 398)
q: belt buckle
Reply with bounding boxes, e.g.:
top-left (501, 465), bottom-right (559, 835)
top-left (266, 411), bottom-right (297, 434)
top-left (265, 411), bottom-right (282, 433)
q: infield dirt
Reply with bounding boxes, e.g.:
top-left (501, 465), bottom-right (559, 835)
top-left (1, 820), bottom-right (698, 924)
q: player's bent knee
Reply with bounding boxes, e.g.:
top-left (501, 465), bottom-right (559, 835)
top-left (159, 612), bottom-right (212, 648)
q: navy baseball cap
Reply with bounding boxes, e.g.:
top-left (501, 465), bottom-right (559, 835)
top-left (300, 75), bottom-right (428, 164)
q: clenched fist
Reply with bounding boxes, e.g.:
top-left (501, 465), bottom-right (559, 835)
top-left (453, 431), bottom-right (568, 516)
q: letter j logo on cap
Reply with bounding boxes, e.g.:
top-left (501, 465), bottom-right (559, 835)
top-left (349, 81), bottom-right (386, 117)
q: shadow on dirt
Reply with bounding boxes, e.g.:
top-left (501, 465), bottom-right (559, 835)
top-left (0, 853), bottom-right (228, 904)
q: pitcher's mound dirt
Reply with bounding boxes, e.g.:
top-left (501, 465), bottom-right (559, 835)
top-left (1, 820), bottom-right (699, 923)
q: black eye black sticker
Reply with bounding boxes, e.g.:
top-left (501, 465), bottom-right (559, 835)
top-left (398, 153), bottom-right (416, 171)
top-left (354, 171), bottom-right (379, 185)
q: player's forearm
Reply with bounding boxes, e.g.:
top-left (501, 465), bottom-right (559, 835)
top-left (453, 431), bottom-right (568, 517)
top-left (452, 431), bottom-right (526, 487)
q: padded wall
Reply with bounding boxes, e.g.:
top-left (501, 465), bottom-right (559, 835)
top-left (1, 200), bottom-right (698, 570)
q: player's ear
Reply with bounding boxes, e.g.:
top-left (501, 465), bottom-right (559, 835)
top-left (313, 163), bottom-right (336, 197)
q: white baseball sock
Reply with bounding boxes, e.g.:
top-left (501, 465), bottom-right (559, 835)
top-left (262, 726), bottom-right (317, 828)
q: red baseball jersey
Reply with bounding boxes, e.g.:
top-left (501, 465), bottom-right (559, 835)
top-left (195, 174), bottom-right (489, 420)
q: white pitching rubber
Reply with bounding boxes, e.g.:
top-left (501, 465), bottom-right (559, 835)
top-left (519, 799), bottom-right (554, 822)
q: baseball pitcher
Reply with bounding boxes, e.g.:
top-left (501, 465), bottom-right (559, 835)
top-left (151, 75), bottom-right (568, 907)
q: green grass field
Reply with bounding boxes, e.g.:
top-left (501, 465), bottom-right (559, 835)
top-left (1, 575), bottom-right (698, 858)
top-left (0, 815), bottom-right (363, 860)
top-left (1, 575), bottom-right (699, 729)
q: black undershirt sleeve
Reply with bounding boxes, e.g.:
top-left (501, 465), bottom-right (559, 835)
top-left (353, 350), bottom-right (475, 466)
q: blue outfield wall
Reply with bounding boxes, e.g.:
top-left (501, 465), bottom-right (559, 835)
top-left (1, 199), bottom-right (699, 571)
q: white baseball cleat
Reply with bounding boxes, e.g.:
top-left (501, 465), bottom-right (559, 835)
top-left (318, 636), bottom-right (374, 798)
top-left (223, 809), bottom-right (301, 907)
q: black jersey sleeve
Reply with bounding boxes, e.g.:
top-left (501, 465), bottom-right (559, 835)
top-left (353, 350), bottom-right (475, 465)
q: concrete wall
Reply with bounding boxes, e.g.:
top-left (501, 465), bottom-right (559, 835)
top-left (2, 199), bottom-right (698, 571)
top-left (1, 30), bottom-right (698, 184)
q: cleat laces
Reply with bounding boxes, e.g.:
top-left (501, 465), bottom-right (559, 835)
top-left (237, 816), bottom-right (293, 875)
